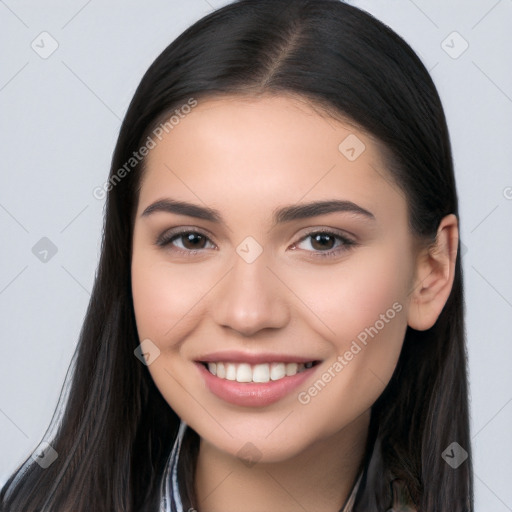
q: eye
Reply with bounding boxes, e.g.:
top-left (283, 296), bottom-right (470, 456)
top-left (291, 230), bottom-right (356, 258)
top-left (155, 228), bottom-right (356, 258)
top-left (156, 229), bottom-right (216, 253)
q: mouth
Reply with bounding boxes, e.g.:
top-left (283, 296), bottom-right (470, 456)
top-left (195, 356), bottom-right (323, 407)
top-left (198, 360), bottom-right (322, 384)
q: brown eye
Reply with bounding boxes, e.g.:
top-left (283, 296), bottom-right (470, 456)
top-left (156, 230), bottom-right (216, 252)
top-left (179, 232), bottom-right (209, 250)
top-left (292, 230), bottom-right (357, 259)
top-left (310, 233), bottom-right (337, 251)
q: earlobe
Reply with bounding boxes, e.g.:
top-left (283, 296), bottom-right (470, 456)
top-left (407, 214), bottom-right (459, 331)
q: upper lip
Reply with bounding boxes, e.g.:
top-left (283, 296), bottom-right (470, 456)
top-left (196, 350), bottom-right (320, 365)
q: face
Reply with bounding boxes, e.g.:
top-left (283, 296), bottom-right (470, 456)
top-left (131, 94), bottom-right (420, 463)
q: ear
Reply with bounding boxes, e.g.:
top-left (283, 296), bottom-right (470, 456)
top-left (407, 214), bottom-right (459, 331)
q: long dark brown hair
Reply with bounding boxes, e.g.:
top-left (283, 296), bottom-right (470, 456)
top-left (1, 0), bottom-right (473, 510)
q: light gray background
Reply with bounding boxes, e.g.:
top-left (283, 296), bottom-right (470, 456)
top-left (1, 1), bottom-right (511, 510)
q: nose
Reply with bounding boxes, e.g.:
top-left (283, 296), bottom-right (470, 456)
top-left (211, 251), bottom-right (291, 337)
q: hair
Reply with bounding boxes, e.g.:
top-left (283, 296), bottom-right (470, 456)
top-left (1, 0), bottom-right (473, 510)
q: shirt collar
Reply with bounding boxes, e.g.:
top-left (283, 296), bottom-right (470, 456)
top-left (160, 420), bottom-right (188, 512)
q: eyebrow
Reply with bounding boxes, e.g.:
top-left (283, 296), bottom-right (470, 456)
top-left (140, 198), bottom-right (375, 225)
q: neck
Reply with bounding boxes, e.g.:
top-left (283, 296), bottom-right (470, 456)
top-left (193, 410), bottom-right (370, 512)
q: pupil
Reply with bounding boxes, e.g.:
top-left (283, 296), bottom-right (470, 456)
top-left (312, 233), bottom-right (334, 251)
top-left (184, 233), bottom-right (205, 249)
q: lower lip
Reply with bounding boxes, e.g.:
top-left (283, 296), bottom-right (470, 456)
top-left (196, 362), bottom-right (320, 407)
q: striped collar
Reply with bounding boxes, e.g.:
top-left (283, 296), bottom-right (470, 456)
top-left (160, 420), bottom-right (188, 512)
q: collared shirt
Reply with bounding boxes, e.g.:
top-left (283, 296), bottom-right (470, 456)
top-left (160, 420), bottom-right (188, 512)
top-left (159, 421), bottom-right (416, 512)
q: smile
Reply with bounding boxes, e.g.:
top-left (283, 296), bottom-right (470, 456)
top-left (196, 358), bottom-right (322, 407)
top-left (201, 361), bottom-right (318, 383)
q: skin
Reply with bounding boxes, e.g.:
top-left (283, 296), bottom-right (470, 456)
top-left (131, 94), bottom-right (458, 512)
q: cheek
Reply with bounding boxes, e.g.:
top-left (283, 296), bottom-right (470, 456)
top-left (289, 243), bottom-right (412, 343)
top-left (130, 251), bottom-right (208, 416)
top-left (290, 244), bottom-right (412, 417)
top-left (131, 250), bottom-right (206, 347)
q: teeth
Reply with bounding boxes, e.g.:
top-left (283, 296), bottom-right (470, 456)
top-left (253, 363), bottom-right (270, 383)
top-left (236, 363), bottom-right (253, 383)
top-left (225, 363), bottom-right (237, 381)
top-left (285, 362), bottom-right (298, 376)
top-left (204, 361), bottom-right (315, 382)
top-left (216, 362), bottom-right (226, 378)
top-left (270, 363), bottom-right (285, 381)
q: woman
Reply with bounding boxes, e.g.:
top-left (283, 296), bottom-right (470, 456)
top-left (0, 0), bottom-right (473, 510)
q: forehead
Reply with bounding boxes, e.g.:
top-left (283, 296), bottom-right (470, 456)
top-left (138, 94), bottom-right (407, 229)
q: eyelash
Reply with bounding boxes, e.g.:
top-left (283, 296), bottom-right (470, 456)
top-left (155, 228), bottom-right (357, 259)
